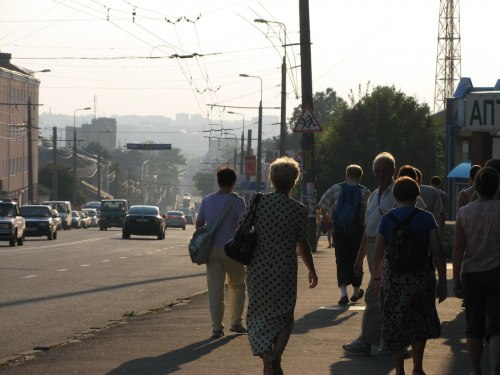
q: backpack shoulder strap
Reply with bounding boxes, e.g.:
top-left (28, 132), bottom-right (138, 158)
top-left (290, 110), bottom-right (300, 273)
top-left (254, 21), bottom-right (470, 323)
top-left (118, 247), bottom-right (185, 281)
top-left (386, 211), bottom-right (399, 224)
top-left (403, 208), bottom-right (421, 224)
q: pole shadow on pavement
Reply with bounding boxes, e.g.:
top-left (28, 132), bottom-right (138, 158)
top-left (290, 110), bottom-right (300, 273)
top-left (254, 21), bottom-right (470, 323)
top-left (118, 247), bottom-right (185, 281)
top-left (106, 336), bottom-right (237, 375)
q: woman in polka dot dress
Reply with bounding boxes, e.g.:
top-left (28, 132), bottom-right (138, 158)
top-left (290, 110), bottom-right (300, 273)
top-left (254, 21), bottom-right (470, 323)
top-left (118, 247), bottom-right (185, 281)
top-left (239, 157), bottom-right (318, 375)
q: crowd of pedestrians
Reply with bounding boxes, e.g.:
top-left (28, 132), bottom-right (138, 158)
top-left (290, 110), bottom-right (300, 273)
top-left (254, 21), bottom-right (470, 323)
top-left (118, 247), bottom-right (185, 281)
top-left (194, 153), bottom-right (499, 375)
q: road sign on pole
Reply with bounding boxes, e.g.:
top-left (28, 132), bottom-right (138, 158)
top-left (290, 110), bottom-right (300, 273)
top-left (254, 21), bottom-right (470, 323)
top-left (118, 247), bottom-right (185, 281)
top-left (293, 105), bottom-right (322, 132)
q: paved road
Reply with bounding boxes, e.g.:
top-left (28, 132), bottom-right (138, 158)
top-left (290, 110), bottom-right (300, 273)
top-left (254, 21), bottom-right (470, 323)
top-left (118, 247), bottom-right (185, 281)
top-left (0, 224), bottom-right (203, 360)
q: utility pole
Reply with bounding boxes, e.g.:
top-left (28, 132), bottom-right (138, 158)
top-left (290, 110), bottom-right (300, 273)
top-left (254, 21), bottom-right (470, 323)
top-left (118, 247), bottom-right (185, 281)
top-left (299, 0), bottom-right (317, 252)
top-left (246, 129), bottom-right (252, 202)
top-left (52, 127), bottom-right (58, 200)
top-left (280, 55), bottom-right (287, 156)
top-left (27, 97), bottom-right (34, 203)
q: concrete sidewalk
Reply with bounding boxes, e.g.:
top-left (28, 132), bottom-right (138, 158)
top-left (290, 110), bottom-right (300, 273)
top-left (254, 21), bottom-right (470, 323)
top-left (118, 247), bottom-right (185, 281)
top-left (0, 237), bottom-right (491, 374)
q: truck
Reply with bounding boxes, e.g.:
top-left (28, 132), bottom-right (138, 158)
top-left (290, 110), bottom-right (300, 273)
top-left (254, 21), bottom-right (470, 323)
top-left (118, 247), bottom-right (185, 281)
top-left (100, 199), bottom-right (128, 231)
top-left (0, 201), bottom-right (26, 246)
top-left (42, 201), bottom-right (72, 230)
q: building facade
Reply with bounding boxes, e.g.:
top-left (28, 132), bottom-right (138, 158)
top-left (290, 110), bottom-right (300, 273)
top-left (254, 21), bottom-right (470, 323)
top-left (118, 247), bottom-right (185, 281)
top-left (0, 52), bottom-right (41, 203)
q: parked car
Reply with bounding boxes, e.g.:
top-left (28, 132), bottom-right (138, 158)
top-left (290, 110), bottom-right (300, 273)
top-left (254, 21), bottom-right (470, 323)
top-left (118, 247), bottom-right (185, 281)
top-left (42, 201), bottom-right (72, 230)
top-left (122, 205), bottom-right (165, 240)
top-left (165, 211), bottom-right (186, 230)
top-left (100, 199), bottom-right (128, 230)
top-left (79, 211), bottom-right (91, 229)
top-left (0, 201), bottom-right (25, 246)
top-left (71, 211), bottom-right (81, 229)
top-left (20, 205), bottom-right (58, 240)
top-left (52, 209), bottom-right (62, 230)
top-left (82, 208), bottom-right (99, 227)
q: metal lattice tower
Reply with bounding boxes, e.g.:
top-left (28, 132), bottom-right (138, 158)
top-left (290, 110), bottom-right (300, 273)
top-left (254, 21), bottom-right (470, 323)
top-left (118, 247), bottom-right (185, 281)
top-left (434, 0), bottom-right (461, 113)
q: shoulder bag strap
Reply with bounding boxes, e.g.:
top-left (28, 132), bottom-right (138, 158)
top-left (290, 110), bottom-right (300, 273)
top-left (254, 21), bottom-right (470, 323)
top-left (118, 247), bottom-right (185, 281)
top-left (237, 193), bottom-right (262, 233)
top-left (208, 193), bottom-right (238, 234)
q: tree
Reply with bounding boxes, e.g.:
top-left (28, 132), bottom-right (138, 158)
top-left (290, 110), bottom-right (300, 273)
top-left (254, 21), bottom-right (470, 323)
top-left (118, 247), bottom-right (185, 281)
top-left (266, 88), bottom-right (346, 152)
top-left (315, 85), bottom-right (444, 197)
top-left (193, 171), bottom-right (216, 198)
top-left (84, 142), bottom-right (110, 160)
top-left (38, 162), bottom-right (85, 205)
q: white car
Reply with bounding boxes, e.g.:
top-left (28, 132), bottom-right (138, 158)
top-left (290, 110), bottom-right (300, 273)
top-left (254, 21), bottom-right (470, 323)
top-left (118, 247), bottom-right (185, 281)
top-left (82, 208), bottom-right (99, 227)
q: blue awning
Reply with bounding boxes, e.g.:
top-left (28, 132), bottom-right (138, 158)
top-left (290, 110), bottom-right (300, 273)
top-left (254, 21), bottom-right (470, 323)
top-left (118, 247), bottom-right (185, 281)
top-left (447, 161), bottom-right (471, 178)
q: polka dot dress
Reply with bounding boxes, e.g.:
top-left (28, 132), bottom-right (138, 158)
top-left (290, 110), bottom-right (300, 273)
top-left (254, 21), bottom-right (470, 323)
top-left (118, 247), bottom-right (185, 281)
top-left (240, 192), bottom-right (309, 360)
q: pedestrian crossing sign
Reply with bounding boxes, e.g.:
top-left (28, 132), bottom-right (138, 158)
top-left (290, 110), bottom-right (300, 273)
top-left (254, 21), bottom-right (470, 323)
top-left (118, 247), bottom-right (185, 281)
top-left (293, 105), bottom-right (322, 132)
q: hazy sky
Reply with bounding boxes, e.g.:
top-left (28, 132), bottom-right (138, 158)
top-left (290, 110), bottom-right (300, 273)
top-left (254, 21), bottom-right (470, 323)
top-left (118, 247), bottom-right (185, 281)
top-left (2, 0), bottom-right (500, 129)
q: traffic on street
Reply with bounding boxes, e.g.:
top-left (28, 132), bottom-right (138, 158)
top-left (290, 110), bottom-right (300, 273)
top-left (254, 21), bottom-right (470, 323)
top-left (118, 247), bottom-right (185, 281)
top-left (0, 224), bottom-right (204, 361)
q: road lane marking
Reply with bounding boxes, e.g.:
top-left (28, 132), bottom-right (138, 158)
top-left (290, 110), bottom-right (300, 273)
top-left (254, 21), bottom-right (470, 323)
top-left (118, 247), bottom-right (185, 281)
top-left (56, 269), bottom-right (69, 272)
top-left (320, 306), bottom-right (366, 311)
top-left (33, 238), bottom-right (101, 250)
top-left (120, 257), bottom-right (128, 259)
top-left (80, 264), bottom-right (91, 267)
top-left (156, 250), bottom-right (162, 252)
top-left (147, 252), bottom-right (154, 254)
top-left (101, 260), bottom-right (111, 263)
top-left (22, 275), bottom-right (38, 279)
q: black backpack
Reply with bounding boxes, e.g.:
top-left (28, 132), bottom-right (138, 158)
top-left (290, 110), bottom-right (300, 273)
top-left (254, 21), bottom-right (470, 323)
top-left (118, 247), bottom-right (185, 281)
top-left (385, 208), bottom-right (428, 273)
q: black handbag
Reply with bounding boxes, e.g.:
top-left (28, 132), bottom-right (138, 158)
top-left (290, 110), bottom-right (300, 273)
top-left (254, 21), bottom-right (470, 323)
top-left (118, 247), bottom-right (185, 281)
top-left (224, 193), bottom-right (262, 265)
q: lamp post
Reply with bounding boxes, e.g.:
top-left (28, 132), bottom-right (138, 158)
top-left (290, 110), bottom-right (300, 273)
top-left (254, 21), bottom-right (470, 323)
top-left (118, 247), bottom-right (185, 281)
top-left (73, 107), bottom-right (91, 208)
top-left (239, 74), bottom-right (263, 192)
top-left (97, 131), bottom-right (111, 201)
top-left (227, 111), bottom-right (245, 175)
top-left (254, 19), bottom-right (288, 157)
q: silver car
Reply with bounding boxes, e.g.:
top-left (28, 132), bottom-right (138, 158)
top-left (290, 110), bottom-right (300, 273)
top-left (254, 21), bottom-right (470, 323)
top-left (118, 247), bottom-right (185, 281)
top-left (165, 211), bottom-right (186, 230)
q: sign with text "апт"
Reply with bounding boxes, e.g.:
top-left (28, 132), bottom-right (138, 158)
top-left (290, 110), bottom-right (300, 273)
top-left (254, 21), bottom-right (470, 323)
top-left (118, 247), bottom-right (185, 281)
top-left (127, 143), bottom-right (172, 150)
top-left (463, 93), bottom-right (500, 131)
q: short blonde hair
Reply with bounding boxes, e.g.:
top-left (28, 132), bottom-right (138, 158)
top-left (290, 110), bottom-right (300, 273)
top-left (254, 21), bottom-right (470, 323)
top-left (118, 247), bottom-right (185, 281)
top-left (270, 157), bottom-right (300, 192)
top-left (346, 164), bottom-right (363, 179)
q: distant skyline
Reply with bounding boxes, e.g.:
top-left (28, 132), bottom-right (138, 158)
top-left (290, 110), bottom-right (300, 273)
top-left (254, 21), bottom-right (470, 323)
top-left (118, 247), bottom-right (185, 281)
top-left (3, 0), bottom-right (500, 129)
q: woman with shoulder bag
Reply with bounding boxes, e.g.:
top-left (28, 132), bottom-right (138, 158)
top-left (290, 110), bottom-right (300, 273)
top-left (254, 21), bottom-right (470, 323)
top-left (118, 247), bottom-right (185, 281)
top-left (240, 157), bottom-right (318, 375)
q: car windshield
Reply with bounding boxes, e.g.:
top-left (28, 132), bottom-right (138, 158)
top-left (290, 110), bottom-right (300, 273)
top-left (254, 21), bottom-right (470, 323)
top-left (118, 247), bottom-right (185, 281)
top-left (129, 206), bottom-right (158, 215)
top-left (167, 211), bottom-right (183, 216)
top-left (20, 206), bottom-right (51, 217)
top-left (0, 204), bottom-right (15, 217)
top-left (102, 201), bottom-right (126, 211)
top-left (85, 211), bottom-right (96, 217)
top-left (72, 212), bottom-right (78, 217)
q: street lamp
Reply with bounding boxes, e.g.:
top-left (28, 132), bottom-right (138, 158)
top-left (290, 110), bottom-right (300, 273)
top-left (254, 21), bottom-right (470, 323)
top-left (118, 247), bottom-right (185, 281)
top-left (227, 111), bottom-right (245, 175)
top-left (73, 107), bottom-right (91, 208)
top-left (239, 73), bottom-right (263, 192)
top-left (254, 18), bottom-right (288, 157)
top-left (97, 131), bottom-right (111, 201)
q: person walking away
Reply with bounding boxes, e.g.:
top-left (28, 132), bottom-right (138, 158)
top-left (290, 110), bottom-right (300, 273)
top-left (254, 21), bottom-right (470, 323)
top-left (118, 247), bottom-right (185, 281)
top-left (453, 166), bottom-right (500, 375)
top-left (430, 176), bottom-right (451, 219)
top-left (457, 165), bottom-right (481, 210)
top-left (318, 164), bottom-right (370, 304)
top-left (243, 157), bottom-right (318, 375)
top-left (373, 176), bottom-right (447, 375)
top-left (415, 169), bottom-right (445, 236)
top-left (196, 167), bottom-right (247, 338)
top-left (343, 152), bottom-right (397, 354)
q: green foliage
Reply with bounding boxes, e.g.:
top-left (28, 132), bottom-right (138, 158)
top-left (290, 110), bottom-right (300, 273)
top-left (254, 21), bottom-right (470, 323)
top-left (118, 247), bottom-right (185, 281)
top-left (38, 162), bottom-right (85, 205)
top-left (315, 85), bottom-right (444, 197)
top-left (84, 142), bottom-right (110, 160)
top-left (193, 171), bottom-right (215, 198)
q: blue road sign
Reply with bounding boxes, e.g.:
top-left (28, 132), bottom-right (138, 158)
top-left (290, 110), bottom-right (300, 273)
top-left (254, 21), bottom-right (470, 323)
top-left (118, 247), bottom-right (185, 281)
top-left (241, 181), bottom-right (266, 191)
top-left (127, 143), bottom-right (172, 150)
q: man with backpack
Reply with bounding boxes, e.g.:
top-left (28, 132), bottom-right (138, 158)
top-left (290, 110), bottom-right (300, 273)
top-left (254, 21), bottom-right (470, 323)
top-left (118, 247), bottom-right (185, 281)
top-left (318, 165), bottom-right (371, 305)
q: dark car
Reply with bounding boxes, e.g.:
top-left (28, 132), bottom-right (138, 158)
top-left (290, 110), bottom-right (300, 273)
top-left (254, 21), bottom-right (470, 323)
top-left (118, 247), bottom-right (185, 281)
top-left (122, 205), bottom-right (165, 240)
top-left (20, 205), bottom-right (58, 240)
top-left (184, 214), bottom-right (194, 225)
top-left (165, 211), bottom-right (186, 230)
